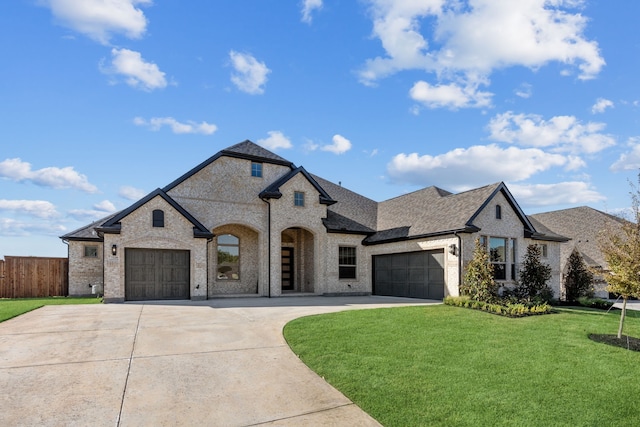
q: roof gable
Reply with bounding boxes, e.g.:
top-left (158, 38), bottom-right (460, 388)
top-left (100, 188), bottom-right (213, 239)
top-left (163, 140), bottom-right (294, 193)
top-left (259, 166), bottom-right (336, 205)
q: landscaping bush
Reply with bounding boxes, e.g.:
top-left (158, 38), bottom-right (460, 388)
top-left (577, 296), bottom-right (613, 310)
top-left (444, 295), bottom-right (552, 317)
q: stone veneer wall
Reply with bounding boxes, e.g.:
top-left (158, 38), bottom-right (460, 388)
top-left (103, 195), bottom-right (208, 302)
top-left (67, 240), bottom-right (104, 296)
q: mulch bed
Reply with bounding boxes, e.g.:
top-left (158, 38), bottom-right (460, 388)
top-left (589, 334), bottom-right (640, 352)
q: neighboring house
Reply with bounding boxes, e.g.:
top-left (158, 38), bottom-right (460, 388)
top-left (61, 140), bottom-right (568, 303)
top-left (530, 206), bottom-right (627, 299)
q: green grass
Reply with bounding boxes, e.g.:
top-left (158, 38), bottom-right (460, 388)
top-left (0, 297), bottom-right (102, 323)
top-left (284, 305), bottom-right (640, 427)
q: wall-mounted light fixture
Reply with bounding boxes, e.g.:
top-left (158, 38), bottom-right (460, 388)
top-left (111, 244), bottom-right (117, 256)
top-left (448, 243), bottom-right (457, 256)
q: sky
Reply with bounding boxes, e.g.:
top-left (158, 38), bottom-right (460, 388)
top-left (2, 0), bottom-right (640, 258)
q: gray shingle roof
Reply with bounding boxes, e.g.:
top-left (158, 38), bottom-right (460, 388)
top-left (222, 140), bottom-right (292, 165)
top-left (60, 212), bottom-right (120, 241)
top-left (322, 210), bottom-right (375, 235)
top-left (530, 206), bottom-right (626, 267)
top-left (312, 175), bottom-right (378, 230)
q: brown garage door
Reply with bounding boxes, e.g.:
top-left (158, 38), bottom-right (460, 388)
top-left (373, 250), bottom-right (445, 299)
top-left (125, 249), bottom-right (190, 301)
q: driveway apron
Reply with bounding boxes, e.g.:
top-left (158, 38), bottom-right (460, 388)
top-left (0, 296), bottom-right (439, 426)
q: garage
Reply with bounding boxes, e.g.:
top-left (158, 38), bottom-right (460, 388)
top-left (125, 249), bottom-right (190, 301)
top-left (373, 249), bottom-right (445, 299)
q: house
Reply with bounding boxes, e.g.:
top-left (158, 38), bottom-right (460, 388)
top-left (61, 140), bottom-right (568, 303)
top-left (530, 206), bottom-right (627, 299)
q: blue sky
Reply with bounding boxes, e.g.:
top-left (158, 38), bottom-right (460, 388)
top-left (2, 0), bottom-right (640, 257)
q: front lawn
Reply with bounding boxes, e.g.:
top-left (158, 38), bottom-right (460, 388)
top-left (284, 305), bottom-right (640, 426)
top-left (0, 297), bottom-right (102, 323)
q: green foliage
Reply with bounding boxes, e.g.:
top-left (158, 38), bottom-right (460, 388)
top-left (460, 238), bottom-right (498, 302)
top-left (564, 249), bottom-right (594, 301)
top-left (577, 296), bottom-right (613, 310)
top-left (514, 244), bottom-right (553, 303)
top-left (598, 173), bottom-right (640, 337)
top-left (444, 295), bottom-right (552, 317)
top-left (285, 305), bottom-right (640, 427)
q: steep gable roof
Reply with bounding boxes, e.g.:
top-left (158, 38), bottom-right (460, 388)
top-left (259, 166), bottom-right (336, 205)
top-left (99, 188), bottom-right (213, 239)
top-left (311, 174), bottom-right (378, 230)
top-left (163, 140), bottom-right (294, 192)
top-left (530, 206), bottom-right (625, 267)
top-left (367, 182), bottom-right (558, 245)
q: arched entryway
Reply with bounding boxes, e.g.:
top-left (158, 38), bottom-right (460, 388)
top-left (281, 227), bottom-right (315, 293)
top-left (209, 224), bottom-right (260, 297)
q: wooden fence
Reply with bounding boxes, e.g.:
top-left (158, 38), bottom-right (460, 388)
top-left (0, 256), bottom-right (68, 298)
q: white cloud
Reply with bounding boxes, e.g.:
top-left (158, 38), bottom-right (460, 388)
top-left (119, 185), bottom-right (146, 200)
top-left (0, 158), bottom-right (98, 193)
top-left (134, 116), bottom-right (217, 135)
top-left (509, 182), bottom-right (605, 207)
top-left (301, 0), bottom-right (323, 24)
top-left (387, 144), bottom-right (568, 191)
top-left (610, 137), bottom-right (640, 172)
top-left (487, 111), bottom-right (616, 154)
top-left (0, 200), bottom-right (58, 219)
top-left (591, 97), bottom-right (614, 114)
top-left (514, 83), bottom-right (533, 99)
top-left (321, 134), bottom-right (352, 154)
top-left (94, 200), bottom-right (116, 212)
top-left (0, 218), bottom-right (66, 237)
top-left (257, 131), bottom-right (292, 150)
top-left (409, 80), bottom-right (492, 109)
top-left (101, 48), bottom-right (167, 91)
top-left (229, 51), bottom-right (271, 95)
top-left (42, 0), bottom-right (151, 45)
top-left (360, 0), bottom-right (604, 102)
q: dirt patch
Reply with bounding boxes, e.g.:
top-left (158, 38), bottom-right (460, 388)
top-left (589, 334), bottom-right (640, 352)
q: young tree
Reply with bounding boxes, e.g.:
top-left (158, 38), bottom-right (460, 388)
top-left (598, 174), bottom-right (640, 338)
top-left (564, 249), bottom-right (594, 302)
top-left (515, 244), bottom-right (553, 302)
top-left (461, 238), bottom-right (498, 302)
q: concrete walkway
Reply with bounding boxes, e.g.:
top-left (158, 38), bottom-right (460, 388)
top-left (0, 296), bottom-right (440, 426)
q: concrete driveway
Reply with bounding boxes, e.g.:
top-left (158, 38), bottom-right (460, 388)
top-left (0, 296), bottom-right (439, 426)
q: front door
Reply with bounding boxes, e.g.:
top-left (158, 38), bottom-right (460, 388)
top-left (281, 247), bottom-right (294, 291)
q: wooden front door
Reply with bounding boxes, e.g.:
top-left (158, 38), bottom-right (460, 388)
top-left (281, 247), bottom-right (294, 291)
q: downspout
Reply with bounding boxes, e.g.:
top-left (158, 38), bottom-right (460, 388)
top-left (261, 197), bottom-right (272, 298)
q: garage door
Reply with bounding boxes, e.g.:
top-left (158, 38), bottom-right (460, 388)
top-left (125, 249), bottom-right (190, 301)
top-left (373, 250), bottom-right (445, 299)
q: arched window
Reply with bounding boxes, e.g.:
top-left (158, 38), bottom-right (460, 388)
top-left (152, 209), bottom-right (164, 227)
top-left (217, 234), bottom-right (239, 280)
top-left (495, 204), bottom-right (502, 220)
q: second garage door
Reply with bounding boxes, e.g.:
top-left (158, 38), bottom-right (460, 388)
top-left (125, 248), bottom-right (190, 301)
top-left (373, 249), bottom-right (445, 299)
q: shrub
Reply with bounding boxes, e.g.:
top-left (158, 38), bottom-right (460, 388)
top-left (460, 239), bottom-right (499, 302)
top-left (564, 249), bottom-right (594, 302)
top-left (577, 296), bottom-right (613, 310)
top-left (513, 244), bottom-right (553, 303)
top-left (443, 296), bottom-right (552, 317)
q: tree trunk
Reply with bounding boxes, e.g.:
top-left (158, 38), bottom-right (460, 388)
top-left (617, 297), bottom-right (627, 339)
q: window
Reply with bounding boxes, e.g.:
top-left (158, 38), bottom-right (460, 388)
top-left (539, 243), bottom-right (548, 258)
top-left (496, 204), bottom-right (502, 219)
top-left (511, 239), bottom-right (517, 280)
top-left (84, 245), bottom-right (98, 258)
top-left (217, 234), bottom-right (239, 280)
top-left (489, 237), bottom-right (507, 280)
top-left (294, 191), bottom-right (305, 207)
top-left (152, 210), bottom-right (164, 227)
top-left (339, 246), bottom-right (356, 279)
top-left (251, 162), bottom-right (263, 178)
